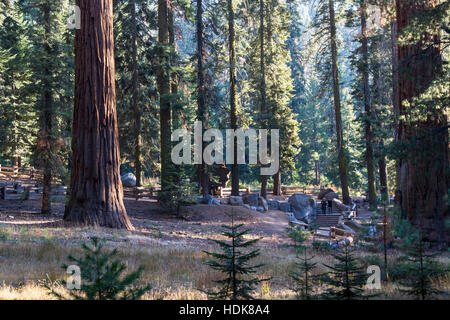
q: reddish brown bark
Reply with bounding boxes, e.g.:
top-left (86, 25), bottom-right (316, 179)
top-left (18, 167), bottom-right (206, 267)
top-left (396, 0), bottom-right (448, 246)
top-left (64, 0), bottom-right (133, 230)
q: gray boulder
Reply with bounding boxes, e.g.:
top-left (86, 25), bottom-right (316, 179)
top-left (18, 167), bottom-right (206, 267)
top-left (258, 197), bottom-right (268, 212)
top-left (212, 198), bottom-right (221, 206)
top-left (288, 193), bottom-right (316, 223)
top-left (242, 193), bottom-right (259, 207)
top-left (318, 188), bottom-right (335, 200)
top-left (219, 197), bottom-right (230, 205)
top-left (121, 173), bottom-right (137, 187)
top-left (267, 199), bottom-right (280, 211)
top-left (202, 194), bottom-right (213, 205)
top-left (257, 206), bottom-right (265, 212)
top-left (229, 196), bottom-right (244, 206)
top-left (332, 198), bottom-right (351, 212)
top-left (323, 192), bottom-right (339, 200)
top-left (278, 202), bottom-right (291, 213)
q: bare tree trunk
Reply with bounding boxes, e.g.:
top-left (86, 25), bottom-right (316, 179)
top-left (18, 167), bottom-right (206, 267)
top-left (158, 0), bottom-right (172, 195)
top-left (168, 1), bottom-right (178, 127)
top-left (65, 0), bottom-right (132, 229)
top-left (396, 0), bottom-right (448, 247)
top-left (40, 2), bottom-right (52, 215)
top-left (131, 0), bottom-right (142, 187)
top-left (259, 0), bottom-right (268, 199)
top-left (360, 1), bottom-right (377, 209)
top-left (273, 171), bottom-right (281, 196)
top-left (313, 122), bottom-right (320, 186)
top-left (196, 0), bottom-right (209, 196)
top-left (228, 0), bottom-right (239, 196)
top-left (391, 18), bottom-right (401, 208)
top-left (329, 0), bottom-right (351, 205)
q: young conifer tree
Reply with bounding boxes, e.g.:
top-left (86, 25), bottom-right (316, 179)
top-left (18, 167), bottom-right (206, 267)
top-left (287, 225), bottom-right (320, 300)
top-left (321, 246), bottom-right (371, 300)
top-left (399, 236), bottom-right (448, 300)
top-left (45, 237), bottom-right (151, 300)
top-left (203, 212), bottom-right (269, 300)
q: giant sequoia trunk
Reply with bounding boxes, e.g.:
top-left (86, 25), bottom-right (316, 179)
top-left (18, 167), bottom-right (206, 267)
top-left (396, 1), bottom-right (448, 246)
top-left (329, 0), bottom-right (351, 205)
top-left (228, 0), bottom-right (239, 196)
top-left (64, 0), bottom-right (132, 229)
top-left (360, 1), bottom-right (377, 209)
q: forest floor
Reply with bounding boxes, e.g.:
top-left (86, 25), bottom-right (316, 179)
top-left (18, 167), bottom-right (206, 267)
top-left (0, 196), bottom-right (448, 300)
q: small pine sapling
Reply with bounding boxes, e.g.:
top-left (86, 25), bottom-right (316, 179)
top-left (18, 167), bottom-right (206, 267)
top-left (203, 212), bottom-right (270, 300)
top-left (399, 236), bottom-right (448, 300)
top-left (321, 246), bottom-right (373, 300)
top-left (45, 237), bottom-right (151, 300)
top-left (286, 225), bottom-right (320, 299)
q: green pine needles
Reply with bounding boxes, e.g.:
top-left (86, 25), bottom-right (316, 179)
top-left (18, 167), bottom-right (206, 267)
top-left (45, 237), bottom-right (151, 300)
top-left (399, 237), bottom-right (448, 300)
top-left (203, 212), bottom-right (269, 300)
top-left (321, 246), bottom-right (371, 300)
top-left (287, 225), bottom-right (320, 300)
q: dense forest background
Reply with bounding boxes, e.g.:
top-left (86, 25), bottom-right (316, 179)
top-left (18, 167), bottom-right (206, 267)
top-left (0, 0), bottom-right (448, 241)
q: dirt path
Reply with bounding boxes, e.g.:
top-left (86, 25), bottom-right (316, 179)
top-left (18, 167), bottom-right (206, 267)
top-left (0, 198), bottom-right (292, 248)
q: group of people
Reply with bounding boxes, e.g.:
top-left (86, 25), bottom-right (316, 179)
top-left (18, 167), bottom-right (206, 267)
top-left (321, 199), bottom-right (333, 215)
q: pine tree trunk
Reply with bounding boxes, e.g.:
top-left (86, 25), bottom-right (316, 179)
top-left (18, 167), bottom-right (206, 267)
top-left (273, 172), bottom-right (281, 196)
top-left (64, 0), bottom-right (132, 229)
top-left (41, 2), bottom-right (52, 215)
top-left (378, 155), bottom-right (389, 203)
top-left (168, 1), bottom-right (178, 125)
top-left (158, 0), bottom-right (172, 195)
top-left (228, 0), bottom-right (239, 196)
top-left (360, 1), bottom-right (377, 209)
top-left (313, 122), bottom-right (320, 186)
top-left (131, 0), bottom-right (142, 187)
top-left (196, 0), bottom-right (209, 196)
top-left (259, 0), bottom-right (267, 199)
top-left (396, 0), bottom-right (448, 247)
top-left (329, 0), bottom-right (351, 205)
top-left (391, 19), bottom-right (401, 207)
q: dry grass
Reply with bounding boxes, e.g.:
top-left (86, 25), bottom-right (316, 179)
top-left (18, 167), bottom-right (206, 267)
top-left (0, 223), bottom-right (449, 300)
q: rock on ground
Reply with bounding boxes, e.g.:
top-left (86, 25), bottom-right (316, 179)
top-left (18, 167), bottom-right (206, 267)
top-left (258, 197), bottom-right (268, 212)
top-left (332, 198), bottom-right (350, 212)
top-left (242, 193), bottom-right (259, 207)
top-left (268, 199), bottom-right (279, 210)
top-left (229, 196), bottom-right (244, 206)
top-left (318, 188), bottom-right (335, 200)
top-left (323, 192), bottom-right (339, 200)
top-left (288, 193), bottom-right (316, 223)
top-left (278, 202), bottom-right (291, 213)
top-left (121, 173), bottom-right (137, 187)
